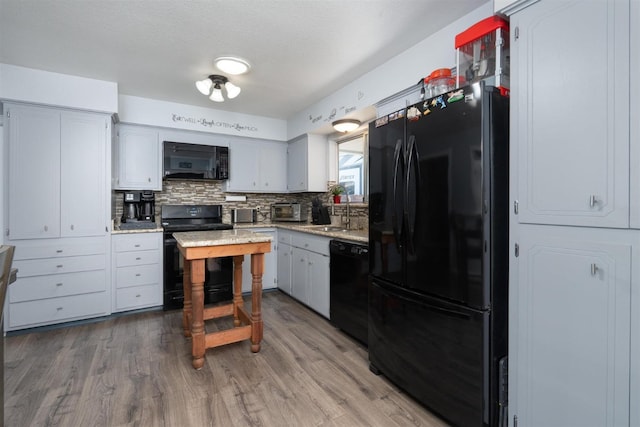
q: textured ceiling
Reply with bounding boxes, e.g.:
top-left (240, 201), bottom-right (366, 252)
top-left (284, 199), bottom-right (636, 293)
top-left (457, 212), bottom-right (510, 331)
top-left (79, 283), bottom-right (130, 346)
top-left (0, 0), bottom-right (488, 121)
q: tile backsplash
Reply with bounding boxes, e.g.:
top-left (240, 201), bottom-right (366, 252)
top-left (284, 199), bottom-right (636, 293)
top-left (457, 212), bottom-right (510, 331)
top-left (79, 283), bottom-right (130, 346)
top-left (113, 179), bottom-right (368, 227)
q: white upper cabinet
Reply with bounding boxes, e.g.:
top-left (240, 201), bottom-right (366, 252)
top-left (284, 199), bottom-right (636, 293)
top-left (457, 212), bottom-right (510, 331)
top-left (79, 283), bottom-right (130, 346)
top-left (113, 124), bottom-right (162, 190)
top-left (287, 134), bottom-right (327, 192)
top-left (512, 0), bottom-right (629, 228)
top-left (6, 104), bottom-right (110, 240)
top-left (225, 139), bottom-right (287, 192)
top-left (61, 112), bottom-right (108, 237)
top-left (7, 105), bottom-right (61, 239)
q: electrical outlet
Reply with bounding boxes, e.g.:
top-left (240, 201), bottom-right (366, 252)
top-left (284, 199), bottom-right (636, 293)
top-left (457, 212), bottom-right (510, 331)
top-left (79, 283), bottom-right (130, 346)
top-left (256, 206), bottom-right (260, 212)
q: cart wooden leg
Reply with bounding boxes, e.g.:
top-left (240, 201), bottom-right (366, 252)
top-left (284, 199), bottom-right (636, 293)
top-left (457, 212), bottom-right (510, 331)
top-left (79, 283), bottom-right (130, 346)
top-left (232, 255), bottom-right (244, 327)
top-left (182, 257), bottom-right (192, 337)
top-left (190, 259), bottom-right (206, 369)
top-left (250, 253), bottom-right (264, 353)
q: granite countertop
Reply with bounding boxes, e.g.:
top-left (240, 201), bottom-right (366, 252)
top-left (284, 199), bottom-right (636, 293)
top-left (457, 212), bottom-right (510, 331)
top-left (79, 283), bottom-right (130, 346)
top-left (112, 225), bottom-right (164, 234)
top-left (112, 220), bottom-right (368, 243)
top-left (234, 222), bottom-right (368, 243)
top-left (173, 229), bottom-right (273, 248)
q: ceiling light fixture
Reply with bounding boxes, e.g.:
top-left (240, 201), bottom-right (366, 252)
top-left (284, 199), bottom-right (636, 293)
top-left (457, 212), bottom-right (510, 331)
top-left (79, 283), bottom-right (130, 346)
top-left (195, 74), bottom-right (241, 102)
top-left (215, 56), bottom-right (251, 75)
top-left (332, 119), bottom-right (361, 133)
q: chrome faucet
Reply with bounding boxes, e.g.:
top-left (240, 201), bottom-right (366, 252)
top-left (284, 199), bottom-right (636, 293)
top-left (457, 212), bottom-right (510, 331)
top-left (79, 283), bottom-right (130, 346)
top-left (344, 194), bottom-right (351, 229)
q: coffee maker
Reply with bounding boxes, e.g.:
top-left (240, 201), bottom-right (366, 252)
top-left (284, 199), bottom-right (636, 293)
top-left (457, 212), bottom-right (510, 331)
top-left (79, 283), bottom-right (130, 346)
top-left (121, 191), bottom-right (155, 228)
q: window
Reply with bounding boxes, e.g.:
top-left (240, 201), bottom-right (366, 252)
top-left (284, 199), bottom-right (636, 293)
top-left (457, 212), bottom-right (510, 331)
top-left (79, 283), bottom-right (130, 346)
top-left (337, 133), bottom-right (367, 201)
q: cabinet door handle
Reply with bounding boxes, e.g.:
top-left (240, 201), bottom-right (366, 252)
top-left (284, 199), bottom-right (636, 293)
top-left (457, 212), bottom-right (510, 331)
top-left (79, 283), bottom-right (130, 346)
top-left (56, 249), bottom-right (63, 253)
top-left (136, 294), bottom-right (141, 298)
top-left (148, 177), bottom-right (151, 182)
top-left (136, 257), bottom-right (142, 260)
top-left (44, 225), bottom-right (48, 232)
top-left (56, 307), bottom-right (63, 311)
top-left (136, 273), bottom-right (141, 277)
top-left (589, 195), bottom-right (599, 208)
top-left (56, 264), bottom-right (63, 268)
top-left (70, 224), bottom-right (74, 231)
top-left (134, 244), bottom-right (141, 248)
top-left (56, 283), bottom-right (63, 287)
top-left (590, 263), bottom-right (599, 276)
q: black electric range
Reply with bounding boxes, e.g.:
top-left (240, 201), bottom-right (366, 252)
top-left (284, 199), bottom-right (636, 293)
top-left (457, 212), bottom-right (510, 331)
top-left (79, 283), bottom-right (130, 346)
top-left (161, 205), bottom-right (234, 310)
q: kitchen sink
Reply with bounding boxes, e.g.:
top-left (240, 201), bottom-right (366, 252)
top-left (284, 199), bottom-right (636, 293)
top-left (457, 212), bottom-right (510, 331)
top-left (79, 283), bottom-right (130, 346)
top-left (308, 225), bottom-right (349, 232)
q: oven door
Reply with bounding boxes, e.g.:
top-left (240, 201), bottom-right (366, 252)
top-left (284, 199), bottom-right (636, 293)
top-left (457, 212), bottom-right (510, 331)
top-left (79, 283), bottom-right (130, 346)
top-left (163, 233), bottom-right (233, 310)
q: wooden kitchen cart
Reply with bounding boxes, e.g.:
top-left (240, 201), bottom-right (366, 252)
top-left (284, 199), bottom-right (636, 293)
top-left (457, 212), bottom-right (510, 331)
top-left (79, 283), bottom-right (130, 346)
top-left (173, 229), bottom-right (272, 370)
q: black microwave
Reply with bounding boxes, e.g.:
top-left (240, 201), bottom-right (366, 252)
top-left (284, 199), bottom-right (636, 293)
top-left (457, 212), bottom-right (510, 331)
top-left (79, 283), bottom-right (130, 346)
top-left (163, 141), bottom-right (229, 180)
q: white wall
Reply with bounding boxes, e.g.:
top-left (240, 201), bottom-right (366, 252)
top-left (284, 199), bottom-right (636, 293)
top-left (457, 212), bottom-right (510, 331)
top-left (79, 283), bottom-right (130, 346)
top-left (0, 63), bottom-right (118, 113)
top-left (286, 2), bottom-right (493, 139)
top-left (118, 95), bottom-right (287, 141)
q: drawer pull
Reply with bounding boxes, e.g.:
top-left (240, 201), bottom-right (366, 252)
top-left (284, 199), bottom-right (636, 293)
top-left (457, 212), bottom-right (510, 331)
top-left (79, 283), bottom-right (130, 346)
top-left (56, 307), bottom-right (63, 311)
top-left (56, 283), bottom-right (63, 287)
top-left (136, 294), bottom-right (141, 298)
top-left (56, 264), bottom-right (63, 268)
top-left (134, 244), bottom-right (141, 248)
top-left (56, 249), bottom-right (63, 253)
top-left (135, 273), bottom-right (141, 277)
top-left (136, 257), bottom-right (142, 260)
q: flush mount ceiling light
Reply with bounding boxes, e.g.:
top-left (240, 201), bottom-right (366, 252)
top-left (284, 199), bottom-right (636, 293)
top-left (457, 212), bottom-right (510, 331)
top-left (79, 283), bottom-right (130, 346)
top-left (332, 119), bottom-right (361, 133)
top-left (215, 56), bottom-right (251, 75)
top-left (195, 74), bottom-right (241, 102)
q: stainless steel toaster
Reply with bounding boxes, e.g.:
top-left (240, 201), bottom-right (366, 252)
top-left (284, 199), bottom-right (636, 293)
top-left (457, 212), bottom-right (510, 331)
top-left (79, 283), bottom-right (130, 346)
top-left (231, 208), bottom-right (257, 223)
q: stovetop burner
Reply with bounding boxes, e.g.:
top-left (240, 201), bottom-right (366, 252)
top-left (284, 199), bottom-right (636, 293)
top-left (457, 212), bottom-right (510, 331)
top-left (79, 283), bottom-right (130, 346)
top-left (161, 204), bottom-right (233, 232)
top-left (162, 222), bottom-right (233, 232)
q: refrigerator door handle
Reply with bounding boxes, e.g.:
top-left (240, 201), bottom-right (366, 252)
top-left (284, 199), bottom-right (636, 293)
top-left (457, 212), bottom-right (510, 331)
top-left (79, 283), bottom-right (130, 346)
top-left (405, 135), bottom-right (419, 254)
top-left (392, 138), bottom-right (404, 251)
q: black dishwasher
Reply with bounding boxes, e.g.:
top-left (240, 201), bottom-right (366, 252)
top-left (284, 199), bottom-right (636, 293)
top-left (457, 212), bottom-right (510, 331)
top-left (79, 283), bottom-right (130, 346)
top-left (330, 239), bottom-right (369, 346)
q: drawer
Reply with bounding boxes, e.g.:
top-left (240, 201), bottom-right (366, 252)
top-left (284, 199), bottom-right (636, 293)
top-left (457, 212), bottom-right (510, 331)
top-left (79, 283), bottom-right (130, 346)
top-left (115, 284), bottom-right (162, 311)
top-left (116, 249), bottom-right (161, 267)
top-left (14, 254), bottom-right (105, 277)
top-left (116, 264), bottom-right (161, 288)
top-left (278, 231), bottom-right (292, 246)
top-left (9, 269), bottom-right (106, 303)
top-left (8, 291), bottom-right (109, 329)
top-left (114, 233), bottom-right (161, 252)
top-left (13, 236), bottom-right (107, 260)
top-left (291, 232), bottom-right (330, 256)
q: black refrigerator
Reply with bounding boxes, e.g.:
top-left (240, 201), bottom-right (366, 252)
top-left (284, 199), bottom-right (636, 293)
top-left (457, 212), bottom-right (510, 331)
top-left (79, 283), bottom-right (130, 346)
top-left (368, 83), bottom-right (509, 427)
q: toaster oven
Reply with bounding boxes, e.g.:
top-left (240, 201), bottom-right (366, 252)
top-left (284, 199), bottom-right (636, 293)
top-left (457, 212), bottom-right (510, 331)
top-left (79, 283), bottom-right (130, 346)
top-left (271, 203), bottom-right (306, 222)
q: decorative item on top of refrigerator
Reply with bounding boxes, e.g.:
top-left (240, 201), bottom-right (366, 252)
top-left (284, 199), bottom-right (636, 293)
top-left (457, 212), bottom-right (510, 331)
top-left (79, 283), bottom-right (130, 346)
top-left (455, 15), bottom-right (510, 94)
top-left (423, 68), bottom-right (456, 98)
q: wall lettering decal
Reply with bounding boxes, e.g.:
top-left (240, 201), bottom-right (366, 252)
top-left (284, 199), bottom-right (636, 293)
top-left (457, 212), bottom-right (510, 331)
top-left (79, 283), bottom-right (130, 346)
top-left (171, 114), bottom-right (259, 132)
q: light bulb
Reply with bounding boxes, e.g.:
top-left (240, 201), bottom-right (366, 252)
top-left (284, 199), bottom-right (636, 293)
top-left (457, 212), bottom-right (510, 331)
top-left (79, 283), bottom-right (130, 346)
top-left (215, 57), bottom-right (250, 75)
top-left (209, 85), bottom-right (224, 102)
top-left (195, 78), bottom-right (212, 95)
top-left (225, 82), bottom-right (241, 99)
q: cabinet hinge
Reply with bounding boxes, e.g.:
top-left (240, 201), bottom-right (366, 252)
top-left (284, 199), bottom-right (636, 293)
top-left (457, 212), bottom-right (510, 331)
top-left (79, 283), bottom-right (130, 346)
top-left (514, 26), bottom-right (519, 41)
top-left (515, 243), bottom-right (519, 258)
top-left (514, 200), bottom-right (519, 214)
top-left (514, 415), bottom-right (518, 427)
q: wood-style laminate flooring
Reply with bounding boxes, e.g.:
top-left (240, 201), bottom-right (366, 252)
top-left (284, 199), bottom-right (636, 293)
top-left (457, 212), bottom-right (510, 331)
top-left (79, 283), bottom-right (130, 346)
top-left (4, 291), bottom-right (449, 427)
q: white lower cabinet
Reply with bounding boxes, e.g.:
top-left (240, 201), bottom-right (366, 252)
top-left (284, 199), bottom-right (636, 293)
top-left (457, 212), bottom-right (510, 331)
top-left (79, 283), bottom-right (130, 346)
top-left (283, 231), bottom-right (330, 318)
top-left (6, 236), bottom-right (110, 331)
top-left (240, 228), bottom-right (277, 293)
top-left (112, 232), bottom-right (163, 312)
top-left (277, 231), bottom-right (293, 295)
top-left (512, 225), bottom-right (631, 427)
